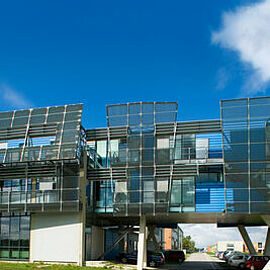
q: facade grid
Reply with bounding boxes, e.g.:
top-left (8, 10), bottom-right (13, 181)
top-left (0, 97), bottom-right (270, 264)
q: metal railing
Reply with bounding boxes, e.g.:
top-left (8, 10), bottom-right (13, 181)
top-left (0, 188), bottom-right (79, 205)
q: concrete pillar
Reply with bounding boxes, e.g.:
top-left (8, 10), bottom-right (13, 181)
top-left (238, 225), bottom-right (256, 255)
top-left (143, 227), bottom-right (147, 268)
top-left (78, 150), bottom-right (87, 265)
top-left (137, 216), bottom-right (147, 270)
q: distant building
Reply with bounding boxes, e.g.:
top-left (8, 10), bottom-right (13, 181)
top-left (163, 225), bottom-right (183, 250)
top-left (110, 224), bottom-right (184, 259)
top-left (217, 241), bottom-right (243, 252)
top-left (216, 241), bottom-right (265, 253)
top-left (207, 244), bottom-right (217, 253)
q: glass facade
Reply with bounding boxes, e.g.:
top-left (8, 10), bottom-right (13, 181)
top-left (107, 102), bottom-right (178, 216)
top-left (0, 104), bottom-right (83, 163)
top-left (0, 164), bottom-right (80, 213)
top-left (221, 97), bottom-right (270, 213)
top-left (0, 214), bottom-right (30, 260)
top-left (3, 98), bottom-right (270, 262)
top-left (88, 103), bottom-right (224, 215)
top-left (0, 105), bottom-right (83, 214)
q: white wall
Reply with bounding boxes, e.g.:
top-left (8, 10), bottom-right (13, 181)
top-left (30, 212), bottom-right (84, 264)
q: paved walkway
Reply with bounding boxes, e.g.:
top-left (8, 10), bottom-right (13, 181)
top-left (161, 253), bottom-right (225, 270)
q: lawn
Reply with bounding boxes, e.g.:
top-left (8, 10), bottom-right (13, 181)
top-left (0, 262), bottom-right (108, 270)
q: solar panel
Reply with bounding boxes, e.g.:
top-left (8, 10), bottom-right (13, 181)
top-left (0, 104), bottom-right (83, 163)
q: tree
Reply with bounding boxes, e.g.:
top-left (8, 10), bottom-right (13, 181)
top-left (182, 235), bottom-right (196, 251)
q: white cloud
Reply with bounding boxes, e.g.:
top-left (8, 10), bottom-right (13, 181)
top-left (215, 67), bottom-right (230, 90)
top-left (181, 224), bottom-right (267, 248)
top-left (212, 0), bottom-right (270, 94)
top-left (0, 83), bottom-right (32, 109)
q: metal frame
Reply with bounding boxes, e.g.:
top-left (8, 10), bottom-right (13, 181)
top-left (221, 97), bottom-right (270, 214)
top-left (0, 104), bottom-right (84, 214)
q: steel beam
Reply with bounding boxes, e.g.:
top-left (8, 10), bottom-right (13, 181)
top-left (97, 226), bottom-right (133, 260)
top-left (261, 216), bottom-right (270, 256)
top-left (238, 225), bottom-right (256, 255)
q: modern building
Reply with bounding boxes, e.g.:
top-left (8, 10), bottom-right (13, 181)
top-left (207, 244), bottom-right (216, 253)
top-left (163, 225), bottom-right (183, 250)
top-left (1, 98), bottom-right (270, 269)
top-left (215, 241), bottom-right (265, 254)
top-left (216, 241), bottom-right (243, 252)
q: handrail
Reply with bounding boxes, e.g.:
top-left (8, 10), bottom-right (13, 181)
top-left (0, 188), bottom-right (80, 205)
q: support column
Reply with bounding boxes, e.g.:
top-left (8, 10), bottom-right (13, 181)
top-left (137, 216), bottom-right (147, 270)
top-left (264, 228), bottom-right (270, 256)
top-left (78, 150), bottom-right (87, 265)
top-left (238, 225), bottom-right (256, 255)
top-left (143, 227), bottom-right (147, 268)
top-left (262, 216), bottom-right (270, 256)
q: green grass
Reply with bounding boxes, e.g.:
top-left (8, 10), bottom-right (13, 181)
top-left (185, 254), bottom-right (190, 260)
top-left (0, 262), bottom-right (108, 270)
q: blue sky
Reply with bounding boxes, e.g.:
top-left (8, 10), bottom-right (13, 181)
top-left (1, 0), bottom-right (269, 129)
top-left (1, 0), bottom-right (270, 247)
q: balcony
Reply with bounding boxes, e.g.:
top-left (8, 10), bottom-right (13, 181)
top-left (0, 188), bottom-right (80, 212)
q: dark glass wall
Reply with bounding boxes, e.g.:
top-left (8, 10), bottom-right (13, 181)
top-left (94, 180), bottom-right (114, 213)
top-left (221, 97), bottom-right (270, 213)
top-left (0, 214), bottom-right (30, 260)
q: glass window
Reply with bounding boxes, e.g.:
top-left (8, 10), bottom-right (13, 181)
top-left (142, 103), bottom-right (154, 113)
top-left (128, 150), bottom-right (140, 163)
top-left (96, 140), bottom-right (107, 167)
top-left (170, 180), bottom-right (181, 205)
top-left (142, 149), bottom-right (154, 162)
top-left (0, 215), bottom-right (30, 260)
top-left (129, 103), bottom-right (140, 114)
top-left (108, 116), bottom-right (127, 127)
top-left (182, 177), bottom-right (195, 205)
top-left (142, 114), bottom-right (154, 125)
top-left (129, 114), bottom-right (140, 126)
top-left (128, 136), bottom-right (140, 149)
top-left (143, 135), bottom-right (155, 148)
top-left (156, 112), bottom-right (176, 123)
top-left (107, 104), bottom-right (127, 117)
top-left (197, 173), bottom-right (222, 183)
